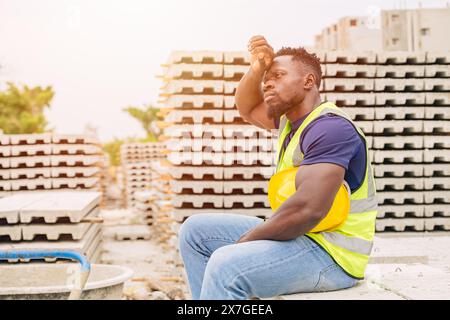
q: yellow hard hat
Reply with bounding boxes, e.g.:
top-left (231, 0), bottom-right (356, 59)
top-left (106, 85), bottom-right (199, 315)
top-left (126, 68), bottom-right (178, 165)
top-left (268, 167), bottom-right (350, 233)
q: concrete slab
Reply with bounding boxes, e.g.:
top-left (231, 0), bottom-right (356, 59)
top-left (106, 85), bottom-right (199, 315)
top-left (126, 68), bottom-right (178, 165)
top-left (170, 208), bottom-right (271, 222)
top-left (376, 218), bottom-right (425, 232)
top-left (164, 124), bottom-right (223, 138)
top-left (424, 217), bottom-right (450, 231)
top-left (341, 107), bottom-right (375, 120)
top-left (376, 177), bottom-right (424, 191)
top-left (425, 52), bottom-right (450, 64)
top-left (9, 156), bottom-right (51, 168)
top-left (424, 164), bottom-right (450, 177)
top-left (425, 64), bottom-right (450, 77)
top-left (223, 109), bottom-right (243, 123)
top-left (424, 204), bottom-right (450, 217)
top-left (9, 133), bottom-right (52, 145)
top-left (365, 263), bottom-right (450, 300)
top-left (52, 134), bottom-right (99, 145)
top-left (223, 51), bottom-right (250, 65)
top-left (374, 150), bottom-right (423, 164)
top-left (169, 180), bottom-right (223, 194)
top-left (0, 134), bottom-right (10, 145)
top-left (161, 80), bottom-right (224, 95)
top-left (423, 120), bottom-right (450, 134)
top-left (18, 191), bottom-right (100, 223)
top-left (278, 280), bottom-right (404, 300)
top-left (50, 155), bottom-right (102, 167)
top-left (325, 51), bottom-right (376, 64)
top-left (224, 81), bottom-right (239, 94)
top-left (167, 151), bottom-right (224, 165)
top-left (165, 138), bottom-right (223, 152)
top-left (424, 107), bottom-right (450, 120)
top-left (423, 149), bottom-right (450, 163)
top-left (223, 166), bottom-right (275, 180)
top-left (375, 92), bottom-right (425, 105)
top-left (223, 65), bottom-right (248, 80)
top-left (51, 144), bottom-right (102, 155)
top-left (223, 125), bottom-right (271, 138)
top-left (0, 145), bottom-right (11, 157)
top-left (373, 164), bottom-right (423, 177)
top-left (374, 78), bottom-right (424, 91)
top-left (223, 96), bottom-right (237, 108)
top-left (167, 166), bottom-right (223, 180)
top-left (424, 177), bottom-right (450, 190)
top-left (165, 109), bottom-right (223, 123)
top-left (377, 205), bottom-right (424, 218)
top-left (163, 63), bottom-right (223, 79)
top-left (376, 65), bottom-right (425, 78)
top-left (425, 92), bottom-right (450, 105)
top-left (10, 144), bottom-right (52, 156)
top-left (323, 78), bottom-right (374, 91)
top-left (0, 225), bottom-right (22, 241)
top-left (223, 152), bottom-right (275, 166)
top-left (374, 107), bottom-right (425, 120)
top-left (323, 64), bottom-right (376, 77)
top-left (377, 191), bottom-right (423, 204)
top-left (223, 194), bottom-right (269, 208)
top-left (325, 92), bottom-right (375, 106)
top-left (165, 51), bottom-right (223, 64)
top-left (163, 95), bottom-right (223, 108)
top-left (223, 180), bottom-right (268, 194)
top-left (376, 51), bottom-right (426, 64)
top-left (372, 136), bottom-right (423, 149)
top-left (9, 168), bottom-right (52, 179)
top-left (172, 195), bottom-right (223, 208)
top-left (10, 177), bottom-right (53, 191)
top-left (0, 169), bottom-right (10, 180)
top-left (0, 223), bottom-right (101, 262)
top-left (0, 157), bottom-right (10, 169)
top-left (51, 166), bottom-right (100, 178)
top-left (21, 217), bottom-right (94, 241)
top-left (52, 177), bottom-right (99, 189)
top-left (424, 78), bottom-right (450, 91)
top-left (424, 191), bottom-right (450, 204)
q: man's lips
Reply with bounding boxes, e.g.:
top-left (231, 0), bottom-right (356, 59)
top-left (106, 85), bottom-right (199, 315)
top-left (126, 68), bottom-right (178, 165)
top-left (264, 92), bottom-right (277, 101)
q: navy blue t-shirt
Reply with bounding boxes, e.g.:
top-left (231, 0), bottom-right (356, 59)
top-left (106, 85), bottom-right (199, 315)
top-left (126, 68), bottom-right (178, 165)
top-left (274, 112), bottom-right (366, 192)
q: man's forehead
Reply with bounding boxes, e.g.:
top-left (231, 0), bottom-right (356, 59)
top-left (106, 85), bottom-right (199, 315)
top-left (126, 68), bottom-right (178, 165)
top-left (268, 55), bottom-right (300, 72)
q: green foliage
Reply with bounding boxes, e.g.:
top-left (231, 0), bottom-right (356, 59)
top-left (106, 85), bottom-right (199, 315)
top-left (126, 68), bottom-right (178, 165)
top-left (0, 82), bottom-right (54, 134)
top-left (122, 104), bottom-right (161, 141)
top-left (102, 138), bottom-right (124, 167)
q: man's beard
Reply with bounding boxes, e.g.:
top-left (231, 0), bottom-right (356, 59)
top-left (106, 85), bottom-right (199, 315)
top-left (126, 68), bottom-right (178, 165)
top-left (266, 99), bottom-right (293, 120)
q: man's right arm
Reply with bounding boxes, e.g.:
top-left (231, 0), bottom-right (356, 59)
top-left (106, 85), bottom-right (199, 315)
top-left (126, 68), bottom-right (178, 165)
top-left (235, 36), bottom-right (277, 130)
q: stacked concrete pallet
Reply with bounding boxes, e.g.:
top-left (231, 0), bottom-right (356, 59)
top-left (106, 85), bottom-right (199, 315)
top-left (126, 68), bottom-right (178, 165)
top-left (0, 191), bottom-right (103, 263)
top-left (159, 51), bottom-right (276, 227)
top-left (160, 50), bottom-right (450, 233)
top-left (318, 50), bottom-right (450, 232)
top-left (120, 142), bottom-right (165, 207)
top-left (0, 133), bottom-right (104, 199)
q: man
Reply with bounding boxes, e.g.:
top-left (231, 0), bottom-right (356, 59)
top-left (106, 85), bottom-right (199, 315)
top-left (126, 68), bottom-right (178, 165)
top-left (178, 36), bottom-right (378, 300)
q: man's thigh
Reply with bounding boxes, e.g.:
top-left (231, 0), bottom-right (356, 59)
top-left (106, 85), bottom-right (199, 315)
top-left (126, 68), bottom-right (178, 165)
top-left (202, 235), bottom-right (350, 298)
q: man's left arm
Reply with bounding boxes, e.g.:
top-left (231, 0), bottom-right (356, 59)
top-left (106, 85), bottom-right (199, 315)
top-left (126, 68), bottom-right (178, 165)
top-left (236, 162), bottom-right (344, 243)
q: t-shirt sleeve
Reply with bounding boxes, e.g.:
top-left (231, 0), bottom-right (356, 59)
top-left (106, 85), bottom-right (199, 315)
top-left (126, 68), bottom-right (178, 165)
top-left (300, 114), bottom-right (363, 170)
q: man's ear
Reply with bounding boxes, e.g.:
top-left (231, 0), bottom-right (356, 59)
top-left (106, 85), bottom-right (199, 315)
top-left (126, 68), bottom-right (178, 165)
top-left (304, 73), bottom-right (316, 90)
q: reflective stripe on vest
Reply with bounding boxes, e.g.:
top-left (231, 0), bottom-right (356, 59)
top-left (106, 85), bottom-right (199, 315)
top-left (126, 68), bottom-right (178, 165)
top-left (275, 101), bottom-right (378, 279)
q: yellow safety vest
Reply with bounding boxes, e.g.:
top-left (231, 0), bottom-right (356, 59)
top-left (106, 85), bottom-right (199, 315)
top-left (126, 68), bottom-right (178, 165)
top-left (275, 101), bottom-right (378, 279)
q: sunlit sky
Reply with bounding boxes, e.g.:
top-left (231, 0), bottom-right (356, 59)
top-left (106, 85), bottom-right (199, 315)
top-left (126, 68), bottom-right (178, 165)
top-left (0, 0), bottom-right (447, 142)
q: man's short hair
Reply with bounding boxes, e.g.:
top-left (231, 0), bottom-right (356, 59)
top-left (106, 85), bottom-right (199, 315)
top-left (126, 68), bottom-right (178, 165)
top-left (274, 47), bottom-right (322, 88)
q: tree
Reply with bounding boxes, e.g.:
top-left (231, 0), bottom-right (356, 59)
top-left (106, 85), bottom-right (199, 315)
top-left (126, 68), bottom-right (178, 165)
top-left (123, 104), bottom-right (161, 141)
top-left (0, 82), bottom-right (54, 134)
top-left (103, 138), bottom-right (124, 167)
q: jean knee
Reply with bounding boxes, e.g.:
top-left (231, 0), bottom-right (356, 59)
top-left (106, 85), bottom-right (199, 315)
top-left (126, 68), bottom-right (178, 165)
top-left (178, 214), bottom-right (210, 249)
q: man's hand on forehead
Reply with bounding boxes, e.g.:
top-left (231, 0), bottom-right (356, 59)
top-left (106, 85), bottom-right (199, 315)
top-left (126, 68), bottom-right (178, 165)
top-left (248, 35), bottom-right (274, 74)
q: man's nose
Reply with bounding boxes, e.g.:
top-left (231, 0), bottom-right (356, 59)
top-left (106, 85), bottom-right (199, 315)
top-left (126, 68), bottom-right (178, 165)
top-left (263, 82), bottom-right (274, 92)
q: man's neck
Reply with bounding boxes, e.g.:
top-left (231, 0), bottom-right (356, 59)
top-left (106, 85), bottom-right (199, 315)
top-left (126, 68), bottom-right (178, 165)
top-left (285, 93), bottom-right (322, 123)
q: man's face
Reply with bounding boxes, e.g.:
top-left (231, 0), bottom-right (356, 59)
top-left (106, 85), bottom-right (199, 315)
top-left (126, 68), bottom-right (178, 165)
top-left (262, 55), bottom-right (307, 120)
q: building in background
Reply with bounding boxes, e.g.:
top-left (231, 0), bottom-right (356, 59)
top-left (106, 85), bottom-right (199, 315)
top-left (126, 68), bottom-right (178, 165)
top-left (382, 7), bottom-right (450, 51)
top-left (315, 16), bottom-right (382, 51)
top-left (315, 6), bottom-right (450, 52)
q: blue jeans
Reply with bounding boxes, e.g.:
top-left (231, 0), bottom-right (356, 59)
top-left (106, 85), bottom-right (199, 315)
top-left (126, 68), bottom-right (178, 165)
top-left (178, 213), bottom-right (358, 300)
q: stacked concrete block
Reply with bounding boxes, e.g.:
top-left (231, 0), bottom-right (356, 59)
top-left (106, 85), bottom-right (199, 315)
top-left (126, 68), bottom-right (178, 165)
top-left (0, 133), bottom-right (104, 198)
top-left (317, 50), bottom-right (450, 232)
top-left (159, 51), bottom-right (275, 229)
top-left (0, 191), bottom-right (103, 263)
top-left (119, 143), bottom-right (165, 207)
